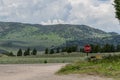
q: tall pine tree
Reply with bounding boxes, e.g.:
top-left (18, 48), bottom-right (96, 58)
top-left (114, 0), bottom-right (120, 23)
top-left (17, 49), bottom-right (22, 56)
top-left (45, 48), bottom-right (49, 54)
top-left (31, 48), bottom-right (37, 55)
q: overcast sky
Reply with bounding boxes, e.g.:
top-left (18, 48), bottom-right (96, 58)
top-left (0, 0), bottom-right (120, 33)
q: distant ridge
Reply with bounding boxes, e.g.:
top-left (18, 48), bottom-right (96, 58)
top-left (0, 21), bottom-right (119, 52)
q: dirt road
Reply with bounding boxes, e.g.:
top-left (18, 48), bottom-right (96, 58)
top-left (0, 64), bottom-right (113, 80)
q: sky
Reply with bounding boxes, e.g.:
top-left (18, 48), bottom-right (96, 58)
top-left (0, 0), bottom-right (120, 33)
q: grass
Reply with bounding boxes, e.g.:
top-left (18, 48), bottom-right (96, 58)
top-left (57, 54), bottom-right (120, 79)
top-left (0, 55), bottom-right (83, 64)
top-left (0, 52), bottom-right (120, 64)
top-left (0, 52), bottom-right (120, 80)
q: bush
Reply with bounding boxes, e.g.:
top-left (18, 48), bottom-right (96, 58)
top-left (44, 60), bottom-right (47, 64)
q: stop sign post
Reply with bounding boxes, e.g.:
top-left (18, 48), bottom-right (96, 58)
top-left (84, 45), bottom-right (91, 56)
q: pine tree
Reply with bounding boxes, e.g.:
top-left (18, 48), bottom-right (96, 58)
top-left (94, 44), bottom-right (101, 53)
top-left (102, 44), bottom-right (113, 52)
top-left (8, 52), bottom-right (15, 56)
top-left (24, 50), bottom-right (27, 56)
top-left (80, 48), bottom-right (84, 52)
top-left (61, 48), bottom-right (66, 52)
top-left (116, 45), bottom-right (120, 52)
top-left (45, 48), bottom-right (49, 54)
top-left (17, 49), bottom-right (22, 56)
top-left (114, 0), bottom-right (120, 23)
top-left (71, 45), bottom-right (77, 52)
top-left (56, 48), bottom-right (60, 53)
top-left (110, 44), bottom-right (115, 52)
top-left (50, 49), bottom-right (54, 54)
top-left (67, 47), bottom-right (72, 53)
top-left (26, 48), bottom-right (30, 56)
top-left (31, 48), bottom-right (37, 55)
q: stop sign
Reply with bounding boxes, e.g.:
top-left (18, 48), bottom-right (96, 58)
top-left (84, 44), bottom-right (91, 53)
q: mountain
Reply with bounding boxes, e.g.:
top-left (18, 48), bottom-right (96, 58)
top-left (0, 21), bottom-right (119, 52)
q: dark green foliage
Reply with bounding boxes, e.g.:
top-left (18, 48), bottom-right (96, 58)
top-left (114, 0), bottom-right (120, 22)
top-left (50, 49), bottom-right (54, 54)
top-left (56, 48), bottom-right (60, 53)
top-left (45, 48), bottom-right (49, 54)
top-left (116, 45), bottom-right (120, 52)
top-left (44, 60), bottom-right (47, 64)
top-left (71, 45), bottom-right (78, 52)
top-left (9, 52), bottom-right (15, 56)
top-left (26, 48), bottom-right (31, 56)
top-left (31, 48), bottom-right (37, 55)
top-left (102, 44), bottom-right (114, 52)
top-left (66, 46), bottom-right (78, 53)
top-left (110, 44), bottom-right (115, 52)
top-left (7, 52), bottom-right (15, 56)
top-left (80, 48), bottom-right (84, 52)
top-left (67, 47), bottom-right (72, 53)
top-left (90, 44), bottom-right (101, 53)
top-left (17, 49), bottom-right (22, 56)
top-left (62, 48), bottom-right (67, 52)
top-left (23, 50), bottom-right (27, 56)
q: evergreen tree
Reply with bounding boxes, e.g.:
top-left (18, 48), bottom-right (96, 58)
top-left (31, 48), bottom-right (37, 55)
top-left (50, 49), bottom-right (54, 54)
top-left (17, 49), bottom-right (22, 56)
top-left (110, 44), bottom-right (115, 52)
top-left (45, 48), bottom-right (49, 54)
top-left (61, 47), bottom-right (66, 52)
top-left (116, 45), bottom-right (120, 52)
top-left (80, 48), bottom-right (84, 52)
top-left (8, 52), bottom-right (15, 56)
top-left (71, 45), bottom-right (77, 52)
top-left (94, 44), bottom-right (101, 53)
top-left (56, 48), bottom-right (60, 53)
top-left (102, 44), bottom-right (109, 52)
top-left (114, 0), bottom-right (120, 23)
top-left (67, 47), bottom-right (72, 53)
top-left (26, 48), bottom-right (30, 56)
top-left (90, 44), bottom-right (95, 53)
top-left (24, 50), bottom-right (27, 56)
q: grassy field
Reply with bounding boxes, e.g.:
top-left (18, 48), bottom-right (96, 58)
top-left (0, 57), bottom-right (82, 64)
top-left (0, 52), bottom-right (87, 64)
top-left (57, 53), bottom-right (120, 80)
top-left (0, 52), bottom-right (119, 64)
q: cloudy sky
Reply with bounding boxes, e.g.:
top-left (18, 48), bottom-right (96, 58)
top-left (0, 0), bottom-right (120, 33)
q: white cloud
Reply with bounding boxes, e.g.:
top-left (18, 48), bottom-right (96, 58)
top-left (0, 0), bottom-right (119, 33)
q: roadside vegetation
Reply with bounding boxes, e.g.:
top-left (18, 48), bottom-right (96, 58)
top-left (57, 54), bottom-right (120, 79)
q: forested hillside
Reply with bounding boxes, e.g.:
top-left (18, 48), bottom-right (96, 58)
top-left (0, 22), bottom-right (119, 52)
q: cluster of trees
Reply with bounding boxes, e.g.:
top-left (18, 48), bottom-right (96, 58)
top-left (45, 44), bottom-right (120, 54)
top-left (88, 44), bottom-right (120, 53)
top-left (5, 52), bottom-right (15, 56)
top-left (17, 48), bottom-right (37, 56)
top-left (45, 45), bottom-right (78, 54)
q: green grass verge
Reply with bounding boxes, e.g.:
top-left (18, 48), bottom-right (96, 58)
top-left (57, 54), bottom-right (120, 79)
top-left (0, 56), bottom-right (83, 64)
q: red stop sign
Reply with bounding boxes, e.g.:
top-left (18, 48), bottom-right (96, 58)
top-left (84, 45), bottom-right (91, 53)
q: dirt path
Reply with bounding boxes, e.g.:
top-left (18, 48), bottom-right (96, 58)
top-left (0, 64), bottom-right (113, 80)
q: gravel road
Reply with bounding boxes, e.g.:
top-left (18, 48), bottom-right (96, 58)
top-left (0, 64), bottom-right (113, 80)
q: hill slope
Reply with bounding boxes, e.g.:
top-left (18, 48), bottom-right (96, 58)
top-left (0, 22), bottom-right (119, 52)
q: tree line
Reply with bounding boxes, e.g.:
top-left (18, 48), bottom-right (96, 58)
top-left (7, 48), bottom-right (37, 56)
top-left (17, 48), bottom-right (37, 56)
top-left (45, 44), bottom-right (120, 54)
